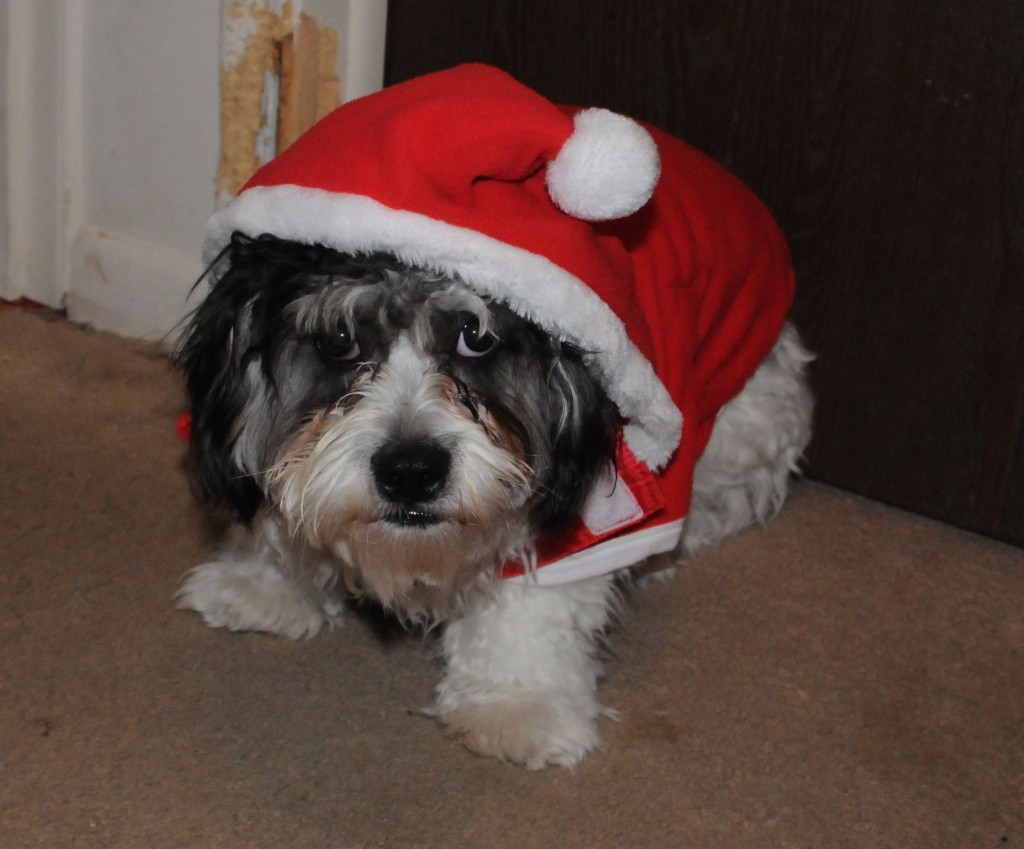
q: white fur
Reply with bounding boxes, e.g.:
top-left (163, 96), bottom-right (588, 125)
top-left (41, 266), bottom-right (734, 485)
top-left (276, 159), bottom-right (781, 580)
top-left (273, 337), bottom-right (531, 542)
top-left (266, 334), bottom-right (533, 617)
top-left (432, 575), bottom-right (618, 769)
top-left (176, 512), bottom-right (342, 640)
top-left (681, 322), bottom-right (814, 556)
top-left (178, 325), bottom-right (812, 768)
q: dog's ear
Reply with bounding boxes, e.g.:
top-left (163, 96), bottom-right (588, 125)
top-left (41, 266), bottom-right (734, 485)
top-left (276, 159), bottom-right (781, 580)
top-left (530, 350), bottom-right (620, 532)
top-left (176, 243), bottom-right (270, 524)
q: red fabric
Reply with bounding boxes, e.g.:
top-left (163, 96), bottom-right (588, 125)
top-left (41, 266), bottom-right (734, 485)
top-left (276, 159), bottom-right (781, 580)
top-left (175, 412), bottom-right (192, 443)
top-left (243, 66), bottom-right (645, 356)
top-left (501, 441), bottom-right (666, 579)
top-left (234, 64), bottom-right (795, 577)
top-left (604, 118), bottom-right (794, 522)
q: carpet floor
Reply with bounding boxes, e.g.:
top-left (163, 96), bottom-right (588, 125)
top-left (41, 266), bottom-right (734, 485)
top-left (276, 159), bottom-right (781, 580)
top-left (2, 308), bottom-right (1022, 848)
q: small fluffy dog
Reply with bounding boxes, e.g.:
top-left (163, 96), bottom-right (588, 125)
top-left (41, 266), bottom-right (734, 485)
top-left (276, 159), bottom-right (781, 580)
top-left (175, 65), bottom-right (813, 769)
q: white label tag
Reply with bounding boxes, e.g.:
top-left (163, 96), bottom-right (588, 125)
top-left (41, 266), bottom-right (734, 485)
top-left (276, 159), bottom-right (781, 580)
top-left (580, 467), bottom-right (644, 536)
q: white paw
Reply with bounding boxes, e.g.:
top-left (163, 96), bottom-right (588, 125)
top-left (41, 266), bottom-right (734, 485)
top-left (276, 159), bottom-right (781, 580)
top-left (176, 559), bottom-right (337, 640)
top-left (436, 692), bottom-right (606, 769)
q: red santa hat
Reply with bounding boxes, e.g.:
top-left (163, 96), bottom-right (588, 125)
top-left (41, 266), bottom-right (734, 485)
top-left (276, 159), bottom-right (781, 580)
top-left (203, 63), bottom-right (795, 584)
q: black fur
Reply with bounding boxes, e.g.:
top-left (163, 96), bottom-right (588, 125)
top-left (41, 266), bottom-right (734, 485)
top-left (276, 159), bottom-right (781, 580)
top-left (176, 233), bottom-right (619, 533)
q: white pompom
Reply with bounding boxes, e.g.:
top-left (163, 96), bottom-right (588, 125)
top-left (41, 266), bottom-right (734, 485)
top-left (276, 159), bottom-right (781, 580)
top-left (546, 108), bottom-right (661, 222)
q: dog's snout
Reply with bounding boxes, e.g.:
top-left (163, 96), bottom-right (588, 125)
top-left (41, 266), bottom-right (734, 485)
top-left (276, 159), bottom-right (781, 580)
top-left (372, 441), bottom-right (451, 504)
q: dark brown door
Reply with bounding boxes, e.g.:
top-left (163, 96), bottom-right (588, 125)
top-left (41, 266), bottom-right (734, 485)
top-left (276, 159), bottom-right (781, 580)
top-left (385, 0), bottom-right (1024, 547)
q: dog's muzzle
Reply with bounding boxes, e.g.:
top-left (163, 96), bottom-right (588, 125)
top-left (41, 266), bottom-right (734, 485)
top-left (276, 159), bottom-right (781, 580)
top-left (371, 440), bottom-right (452, 527)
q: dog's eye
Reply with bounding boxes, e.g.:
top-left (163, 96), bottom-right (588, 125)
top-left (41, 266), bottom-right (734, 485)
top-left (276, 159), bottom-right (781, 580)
top-left (315, 323), bottom-right (361, 362)
top-left (456, 317), bottom-right (498, 358)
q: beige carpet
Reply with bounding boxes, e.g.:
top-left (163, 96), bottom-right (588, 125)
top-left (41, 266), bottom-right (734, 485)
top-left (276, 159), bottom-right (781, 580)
top-left (2, 308), bottom-right (1022, 848)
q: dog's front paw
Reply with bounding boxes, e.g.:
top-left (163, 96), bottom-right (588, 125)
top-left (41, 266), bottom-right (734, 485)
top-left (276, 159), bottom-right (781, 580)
top-left (176, 559), bottom-right (337, 640)
top-left (436, 692), bottom-right (606, 769)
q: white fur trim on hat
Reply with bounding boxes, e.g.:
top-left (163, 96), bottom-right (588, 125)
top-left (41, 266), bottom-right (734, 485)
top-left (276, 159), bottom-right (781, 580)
top-left (546, 108), bottom-right (661, 222)
top-left (203, 185), bottom-right (683, 470)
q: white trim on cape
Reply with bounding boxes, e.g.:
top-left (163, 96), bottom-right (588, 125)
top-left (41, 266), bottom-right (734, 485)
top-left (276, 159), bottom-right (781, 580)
top-left (507, 519), bottom-right (685, 587)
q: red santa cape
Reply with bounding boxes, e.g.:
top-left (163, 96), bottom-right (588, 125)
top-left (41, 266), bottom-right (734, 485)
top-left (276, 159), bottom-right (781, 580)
top-left (202, 63), bottom-right (795, 586)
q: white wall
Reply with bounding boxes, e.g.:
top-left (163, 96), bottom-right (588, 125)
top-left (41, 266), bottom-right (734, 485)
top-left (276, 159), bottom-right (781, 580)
top-left (69, 0), bottom-right (222, 339)
top-left (323, 0), bottom-right (389, 103)
top-left (1, 0), bottom-right (388, 342)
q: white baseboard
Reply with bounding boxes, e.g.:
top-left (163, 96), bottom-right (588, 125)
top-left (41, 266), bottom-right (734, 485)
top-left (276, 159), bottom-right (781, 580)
top-left (65, 225), bottom-right (205, 345)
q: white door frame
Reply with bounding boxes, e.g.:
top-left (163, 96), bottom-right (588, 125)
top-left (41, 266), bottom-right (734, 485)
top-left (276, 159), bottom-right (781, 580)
top-left (2, 0), bottom-right (76, 309)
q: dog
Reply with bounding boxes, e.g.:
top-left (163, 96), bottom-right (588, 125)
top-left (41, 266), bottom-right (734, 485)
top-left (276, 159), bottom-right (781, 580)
top-left (174, 64), bottom-right (813, 769)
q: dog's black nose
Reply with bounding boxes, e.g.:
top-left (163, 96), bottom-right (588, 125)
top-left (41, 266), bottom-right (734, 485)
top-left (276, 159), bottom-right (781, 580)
top-left (371, 441), bottom-right (452, 505)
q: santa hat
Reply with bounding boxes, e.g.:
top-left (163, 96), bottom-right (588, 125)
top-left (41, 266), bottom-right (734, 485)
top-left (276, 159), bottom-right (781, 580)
top-left (204, 63), bottom-right (795, 583)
